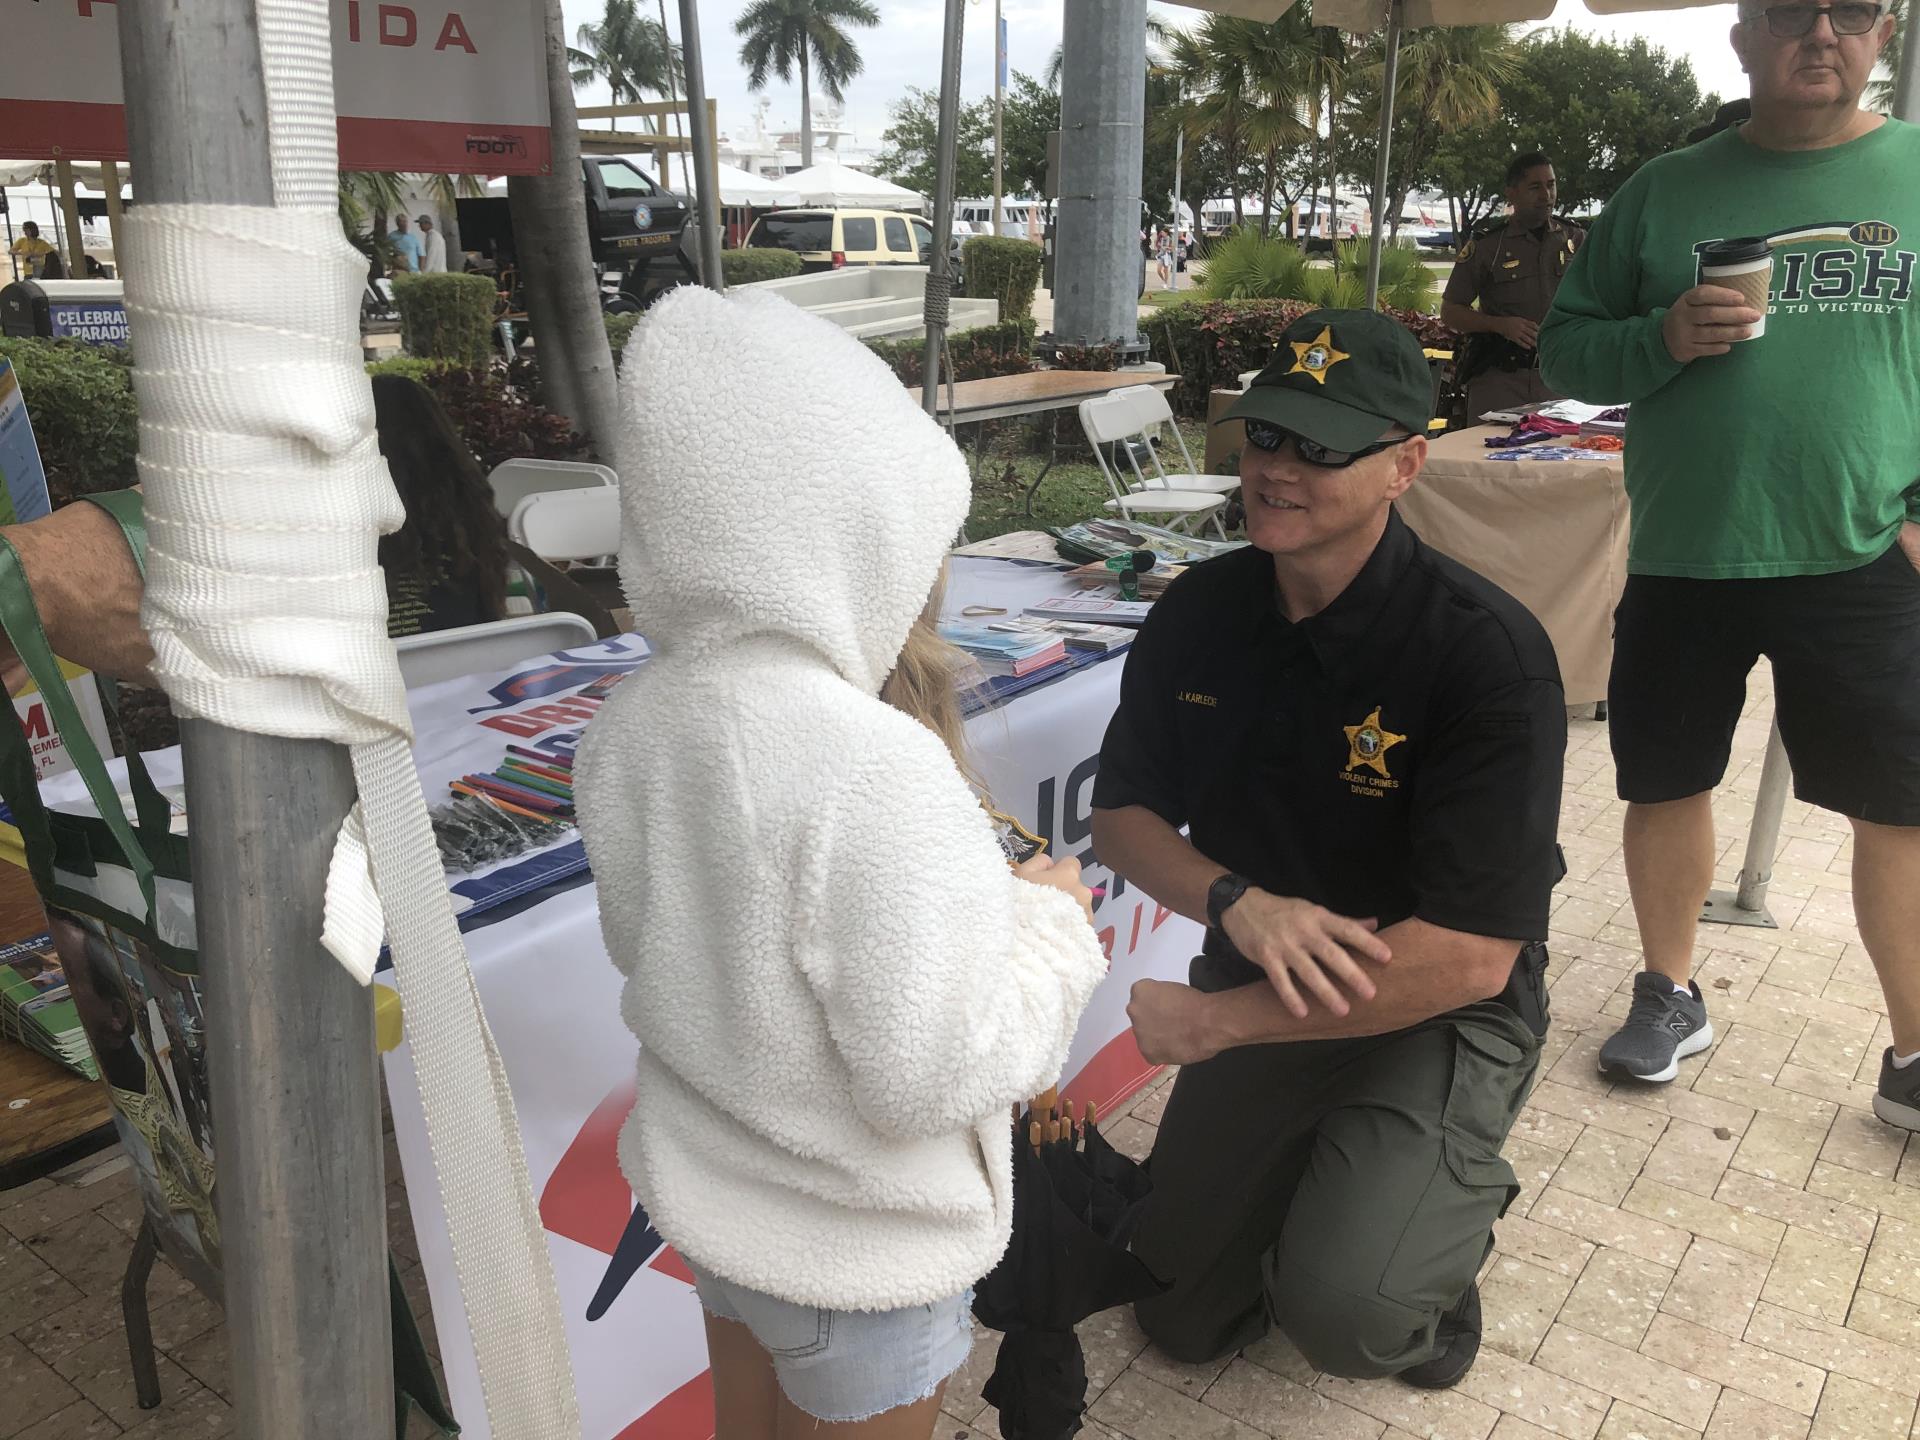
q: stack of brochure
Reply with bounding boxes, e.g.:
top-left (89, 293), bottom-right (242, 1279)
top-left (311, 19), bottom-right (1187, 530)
top-left (940, 624), bottom-right (1070, 679)
top-left (0, 933), bottom-right (98, 1080)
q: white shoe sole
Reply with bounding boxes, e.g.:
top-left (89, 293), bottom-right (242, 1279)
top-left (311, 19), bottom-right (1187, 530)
top-left (1600, 1023), bottom-right (1714, 1085)
top-left (1873, 1091), bottom-right (1920, 1132)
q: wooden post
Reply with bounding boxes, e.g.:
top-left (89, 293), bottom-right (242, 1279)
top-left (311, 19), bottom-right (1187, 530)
top-left (53, 159), bottom-right (86, 273)
top-left (101, 161), bottom-right (126, 276)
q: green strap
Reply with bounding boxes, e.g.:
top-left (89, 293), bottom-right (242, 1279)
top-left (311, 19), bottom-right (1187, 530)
top-left (0, 494), bottom-right (159, 915)
top-left (72, 490), bottom-right (172, 842)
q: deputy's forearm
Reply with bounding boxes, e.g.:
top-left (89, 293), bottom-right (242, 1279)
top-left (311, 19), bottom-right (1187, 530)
top-left (1440, 301), bottom-right (1502, 336)
top-left (1198, 918), bottom-right (1519, 1046)
top-left (5, 501), bottom-right (153, 681)
top-left (1090, 804), bottom-right (1224, 927)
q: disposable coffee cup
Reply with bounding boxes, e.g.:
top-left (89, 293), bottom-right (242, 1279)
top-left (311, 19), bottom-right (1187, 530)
top-left (1700, 237), bottom-right (1773, 340)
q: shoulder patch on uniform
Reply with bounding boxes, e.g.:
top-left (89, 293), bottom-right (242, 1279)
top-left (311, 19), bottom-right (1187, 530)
top-left (1458, 239), bottom-right (1476, 261)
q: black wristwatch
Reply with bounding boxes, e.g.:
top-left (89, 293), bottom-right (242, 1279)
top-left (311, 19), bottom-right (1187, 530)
top-left (1206, 872), bottom-right (1253, 931)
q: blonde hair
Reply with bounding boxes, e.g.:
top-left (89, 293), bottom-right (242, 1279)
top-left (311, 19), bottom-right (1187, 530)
top-left (880, 571), bottom-right (980, 790)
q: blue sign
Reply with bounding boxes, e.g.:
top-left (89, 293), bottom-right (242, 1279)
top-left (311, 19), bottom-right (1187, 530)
top-left (47, 300), bottom-right (129, 346)
top-left (997, 15), bottom-right (1009, 89)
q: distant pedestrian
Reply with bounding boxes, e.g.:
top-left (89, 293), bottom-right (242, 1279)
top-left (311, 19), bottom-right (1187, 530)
top-left (10, 221), bottom-right (55, 279)
top-left (387, 214), bottom-right (423, 274)
top-left (417, 214), bottom-right (448, 274)
top-left (1155, 227), bottom-right (1174, 285)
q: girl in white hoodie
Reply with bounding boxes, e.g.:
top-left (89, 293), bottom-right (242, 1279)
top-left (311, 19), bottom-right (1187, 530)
top-left (575, 287), bottom-right (1111, 1436)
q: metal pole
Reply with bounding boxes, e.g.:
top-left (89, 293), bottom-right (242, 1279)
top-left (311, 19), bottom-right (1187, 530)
top-left (1364, 0), bottom-right (1404, 310)
top-left (992, 0), bottom-right (1004, 235)
top-left (1894, 2), bottom-right (1919, 123)
top-left (655, 0), bottom-right (695, 194)
top-left (1701, 720), bottom-right (1791, 928)
top-left (676, 0), bottom-right (725, 290)
top-left (114, 3), bottom-right (393, 1436)
top-left (1170, 103), bottom-right (1183, 295)
top-left (920, 0), bottom-right (967, 416)
top-left (1054, 0), bottom-right (1149, 352)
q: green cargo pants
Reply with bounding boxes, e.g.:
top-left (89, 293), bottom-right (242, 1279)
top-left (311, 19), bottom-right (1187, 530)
top-left (1132, 1001), bottom-right (1541, 1375)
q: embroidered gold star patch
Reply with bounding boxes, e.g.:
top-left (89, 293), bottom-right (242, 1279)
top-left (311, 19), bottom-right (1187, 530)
top-left (1287, 326), bottom-right (1350, 386)
top-left (1343, 706), bottom-right (1406, 779)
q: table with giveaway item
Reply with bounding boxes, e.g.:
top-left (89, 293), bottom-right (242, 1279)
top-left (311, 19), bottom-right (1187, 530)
top-left (38, 542), bottom-right (1205, 1440)
top-left (1396, 425), bottom-right (1630, 707)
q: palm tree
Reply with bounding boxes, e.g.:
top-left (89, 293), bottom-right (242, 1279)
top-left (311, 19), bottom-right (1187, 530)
top-left (1044, 15), bottom-right (1175, 88)
top-left (1155, 15), bottom-right (1313, 235)
top-left (1353, 25), bottom-right (1517, 240)
top-left (734, 0), bottom-right (881, 168)
top-left (569, 0), bottom-right (682, 131)
top-left (1868, 0), bottom-right (1905, 111)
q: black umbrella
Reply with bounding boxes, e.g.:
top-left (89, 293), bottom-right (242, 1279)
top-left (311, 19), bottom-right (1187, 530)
top-left (973, 1092), bottom-right (1169, 1440)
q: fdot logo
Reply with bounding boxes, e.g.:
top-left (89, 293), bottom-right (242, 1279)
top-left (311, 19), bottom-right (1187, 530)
top-left (464, 134), bottom-right (528, 158)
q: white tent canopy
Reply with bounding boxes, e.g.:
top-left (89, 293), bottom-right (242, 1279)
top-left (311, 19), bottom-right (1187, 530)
top-left (681, 160), bottom-right (805, 208)
top-left (781, 161), bottom-right (924, 210)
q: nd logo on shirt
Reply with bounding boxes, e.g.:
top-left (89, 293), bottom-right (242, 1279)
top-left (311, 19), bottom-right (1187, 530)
top-left (1694, 220), bottom-right (1916, 319)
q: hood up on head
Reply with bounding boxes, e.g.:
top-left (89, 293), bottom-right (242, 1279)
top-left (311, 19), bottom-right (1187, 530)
top-left (612, 286), bottom-right (971, 694)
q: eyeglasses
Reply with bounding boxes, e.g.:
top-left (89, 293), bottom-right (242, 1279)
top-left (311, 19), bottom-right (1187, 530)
top-left (1243, 419), bottom-right (1417, 468)
top-left (1748, 2), bottom-right (1885, 36)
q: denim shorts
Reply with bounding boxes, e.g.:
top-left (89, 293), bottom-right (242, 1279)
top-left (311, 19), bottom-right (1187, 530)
top-left (687, 1262), bottom-right (976, 1422)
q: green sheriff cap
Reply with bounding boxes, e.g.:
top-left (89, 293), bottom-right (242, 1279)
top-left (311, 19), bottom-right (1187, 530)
top-left (1220, 308), bottom-right (1433, 452)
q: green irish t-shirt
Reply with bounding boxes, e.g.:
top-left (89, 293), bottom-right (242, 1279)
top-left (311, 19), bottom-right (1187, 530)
top-left (1540, 120), bottom-right (1920, 578)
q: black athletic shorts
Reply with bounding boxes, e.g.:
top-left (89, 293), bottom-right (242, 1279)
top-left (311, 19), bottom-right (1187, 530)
top-left (1608, 537), bottom-right (1920, 826)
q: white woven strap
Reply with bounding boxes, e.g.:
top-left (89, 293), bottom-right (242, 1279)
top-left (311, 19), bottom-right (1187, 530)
top-left (117, 0), bottom-right (584, 1433)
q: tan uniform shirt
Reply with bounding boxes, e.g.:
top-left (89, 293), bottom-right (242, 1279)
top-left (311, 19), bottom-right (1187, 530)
top-left (1444, 217), bottom-right (1586, 414)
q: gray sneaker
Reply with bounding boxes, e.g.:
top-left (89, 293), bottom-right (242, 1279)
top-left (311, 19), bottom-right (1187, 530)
top-left (1874, 1049), bottom-right (1920, 1132)
top-left (1599, 973), bottom-right (1714, 1083)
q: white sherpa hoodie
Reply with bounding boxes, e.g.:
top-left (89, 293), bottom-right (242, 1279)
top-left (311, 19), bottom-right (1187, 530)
top-left (574, 286), bottom-right (1109, 1313)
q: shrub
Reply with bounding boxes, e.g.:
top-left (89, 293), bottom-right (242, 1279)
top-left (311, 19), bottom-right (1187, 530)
top-left (1199, 229), bottom-right (1438, 315)
top-left (0, 337), bottom-right (138, 506)
top-left (720, 248), bottom-right (803, 286)
top-left (391, 272), bottom-right (496, 368)
top-left (414, 367), bottom-right (586, 472)
top-left (864, 317), bottom-right (1037, 390)
top-left (1049, 343), bottom-right (1120, 372)
top-left (961, 237), bottom-right (1044, 325)
top-left (1145, 299), bottom-right (1453, 417)
top-left (365, 355), bottom-right (456, 383)
top-left (605, 312), bottom-right (640, 366)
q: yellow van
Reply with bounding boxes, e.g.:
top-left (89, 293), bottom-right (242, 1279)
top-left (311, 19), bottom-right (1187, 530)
top-left (744, 209), bottom-right (939, 274)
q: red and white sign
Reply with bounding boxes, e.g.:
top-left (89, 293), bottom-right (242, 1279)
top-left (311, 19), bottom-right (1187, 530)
top-left (0, 0), bottom-right (551, 174)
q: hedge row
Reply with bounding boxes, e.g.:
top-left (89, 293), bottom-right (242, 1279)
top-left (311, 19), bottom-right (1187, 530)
top-left (863, 317), bottom-right (1037, 390)
top-left (961, 236), bottom-right (1043, 326)
top-left (391, 272), bottom-right (496, 369)
top-left (1145, 298), bottom-right (1456, 417)
top-left (0, 337), bottom-right (138, 506)
top-left (720, 248), bottom-right (803, 286)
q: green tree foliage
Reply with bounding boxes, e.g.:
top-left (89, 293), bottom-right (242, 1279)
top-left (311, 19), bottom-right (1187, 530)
top-left (1343, 25), bottom-right (1520, 240)
top-left (1423, 30), bottom-right (1718, 226)
top-left (874, 87), bottom-right (995, 198)
top-left (1199, 228), bottom-right (1434, 312)
top-left (568, 0), bottom-right (681, 117)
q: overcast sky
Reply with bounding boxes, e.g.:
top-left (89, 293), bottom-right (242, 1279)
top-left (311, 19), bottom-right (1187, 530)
top-left (557, 0), bottom-right (1753, 154)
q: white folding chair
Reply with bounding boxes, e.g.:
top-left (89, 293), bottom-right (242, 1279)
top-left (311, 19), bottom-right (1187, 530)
top-left (486, 457), bottom-right (617, 521)
top-left (393, 612), bottom-right (600, 689)
top-left (1078, 387), bottom-right (1233, 537)
top-left (509, 486), bottom-right (622, 562)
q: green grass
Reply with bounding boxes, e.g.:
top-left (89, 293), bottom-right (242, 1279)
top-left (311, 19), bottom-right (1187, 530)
top-left (961, 418), bottom-right (1219, 542)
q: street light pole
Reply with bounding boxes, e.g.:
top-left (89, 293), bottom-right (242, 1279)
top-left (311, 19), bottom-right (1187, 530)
top-left (992, 0), bottom-right (1005, 235)
top-left (1170, 102), bottom-right (1183, 295)
top-left (1364, 0), bottom-right (1404, 309)
top-left (113, 0), bottom-right (392, 1435)
top-left (676, 0), bottom-right (726, 289)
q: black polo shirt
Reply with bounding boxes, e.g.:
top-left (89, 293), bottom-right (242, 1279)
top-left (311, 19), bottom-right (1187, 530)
top-left (1093, 509), bottom-right (1566, 946)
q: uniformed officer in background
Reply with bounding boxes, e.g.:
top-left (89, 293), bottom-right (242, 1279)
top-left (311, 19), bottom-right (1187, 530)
top-left (1440, 152), bottom-right (1585, 417)
top-left (1094, 310), bottom-right (1565, 1389)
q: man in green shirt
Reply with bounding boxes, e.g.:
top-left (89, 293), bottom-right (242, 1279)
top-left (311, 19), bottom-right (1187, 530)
top-left (1539, 0), bottom-right (1920, 1133)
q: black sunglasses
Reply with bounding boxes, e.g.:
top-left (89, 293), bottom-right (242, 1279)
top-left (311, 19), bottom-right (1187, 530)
top-left (1243, 419), bottom-right (1417, 468)
top-left (1749, 1), bottom-right (1884, 35)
